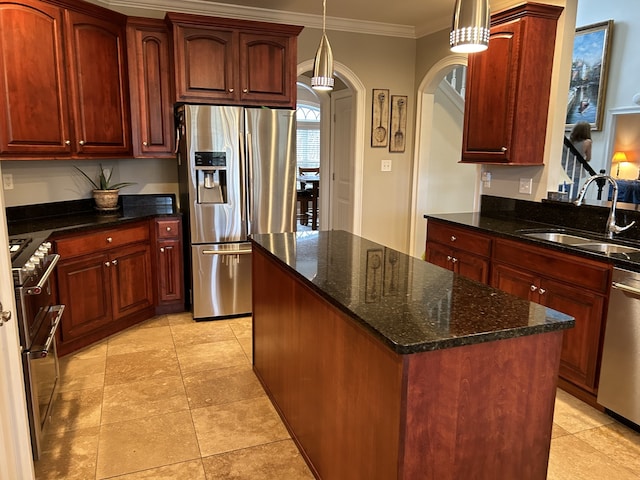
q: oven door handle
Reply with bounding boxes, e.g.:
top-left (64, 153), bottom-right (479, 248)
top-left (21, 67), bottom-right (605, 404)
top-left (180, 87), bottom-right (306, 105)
top-left (26, 254), bottom-right (60, 295)
top-left (28, 305), bottom-right (64, 359)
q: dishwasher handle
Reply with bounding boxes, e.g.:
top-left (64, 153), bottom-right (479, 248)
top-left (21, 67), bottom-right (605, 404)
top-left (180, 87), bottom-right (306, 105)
top-left (202, 248), bottom-right (252, 255)
top-left (612, 281), bottom-right (640, 297)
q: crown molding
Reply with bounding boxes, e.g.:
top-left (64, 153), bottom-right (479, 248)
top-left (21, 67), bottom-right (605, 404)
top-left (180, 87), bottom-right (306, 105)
top-left (93, 0), bottom-right (419, 38)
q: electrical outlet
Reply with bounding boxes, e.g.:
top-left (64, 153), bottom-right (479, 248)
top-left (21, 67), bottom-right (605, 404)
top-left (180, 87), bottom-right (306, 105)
top-left (481, 171), bottom-right (491, 188)
top-left (519, 177), bottom-right (533, 195)
top-left (2, 173), bottom-right (13, 190)
top-left (381, 159), bottom-right (392, 172)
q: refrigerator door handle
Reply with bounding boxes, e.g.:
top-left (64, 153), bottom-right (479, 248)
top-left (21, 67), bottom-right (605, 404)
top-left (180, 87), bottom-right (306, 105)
top-left (202, 249), bottom-right (252, 255)
top-left (245, 131), bottom-right (252, 225)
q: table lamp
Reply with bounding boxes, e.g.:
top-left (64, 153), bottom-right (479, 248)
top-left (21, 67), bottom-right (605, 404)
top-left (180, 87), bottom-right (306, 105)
top-left (612, 151), bottom-right (628, 178)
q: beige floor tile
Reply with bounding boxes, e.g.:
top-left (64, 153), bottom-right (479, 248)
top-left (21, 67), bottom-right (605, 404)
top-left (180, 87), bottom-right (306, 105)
top-left (104, 348), bottom-right (181, 386)
top-left (575, 422), bottom-right (640, 475)
top-left (47, 387), bottom-right (103, 434)
top-left (170, 320), bottom-right (236, 348)
top-left (238, 335), bottom-right (253, 363)
top-left (58, 355), bottom-right (106, 393)
top-left (107, 325), bottom-right (175, 355)
top-left (95, 410), bottom-right (200, 478)
top-left (176, 339), bottom-right (249, 374)
top-left (103, 459), bottom-right (206, 479)
top-left (551, 422), bottom-right (571, 439)
top-left (191, 396), bottom-right (290, 457)
top-left (228, 316), bottom-right (253, 339)
top-left (166, 311), bottom-right (197, 325)
top-left (202, 440), bottom-right (314, 479)
top-left (61, 341), bottom-right (108, 360)
top-left (547, 434), bottom-right (640, 480)
top-left (35, 426), bottom-right (100, 480)
top-left (553, 389), bottom-right (615, 434)
top-left (135, 314), bottom-right (171, 329)
top-left (182, 364), bottom-right (265, 409)
top-left (101, 375), bottom-right (189, 425)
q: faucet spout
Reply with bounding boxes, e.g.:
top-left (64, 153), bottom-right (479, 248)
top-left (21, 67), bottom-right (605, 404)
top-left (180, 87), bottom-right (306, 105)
top-left (574, 174), bottom-right (635, 239)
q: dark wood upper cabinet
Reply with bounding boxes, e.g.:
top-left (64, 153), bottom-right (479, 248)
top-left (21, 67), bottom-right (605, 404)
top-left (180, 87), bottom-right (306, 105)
top-left (127, 17), bottom-right (175, 157)
top-left (166, 13), bottom-right (302, 108)
top-left (0, 0), bottom-right (131, 159)
top-left (461, 3), bottom-right (563, 165)
top-left (0, 1), bottom-right (72, 156)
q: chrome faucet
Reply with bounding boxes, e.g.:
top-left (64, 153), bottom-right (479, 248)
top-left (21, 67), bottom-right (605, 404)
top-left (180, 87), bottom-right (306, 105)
top-left (574, 174), bottom-right (635, 239)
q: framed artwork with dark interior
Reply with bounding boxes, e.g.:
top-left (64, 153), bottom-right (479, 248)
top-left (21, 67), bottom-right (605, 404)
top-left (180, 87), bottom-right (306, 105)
top-left (371, 89), bottom-right (389, 147)
top-left (566, 20), bottom-right (613, 131)
top-left (390, 95), bottom-right (407, 153)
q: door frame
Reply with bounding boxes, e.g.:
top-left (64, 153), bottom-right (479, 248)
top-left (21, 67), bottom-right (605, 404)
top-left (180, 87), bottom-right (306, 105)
top-left (297, 60), bottom-right (365, 235)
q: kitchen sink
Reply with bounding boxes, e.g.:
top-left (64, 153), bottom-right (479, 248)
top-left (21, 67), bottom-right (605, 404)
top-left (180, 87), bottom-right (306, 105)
top-left (573, 243), bottom-right (640, 255)
top-left (520, 231), bottom-right (593, 245)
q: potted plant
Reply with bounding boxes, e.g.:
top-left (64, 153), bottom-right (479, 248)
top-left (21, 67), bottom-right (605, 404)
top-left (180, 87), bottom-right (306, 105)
top-left (75, 164), bottom-right (136, 211)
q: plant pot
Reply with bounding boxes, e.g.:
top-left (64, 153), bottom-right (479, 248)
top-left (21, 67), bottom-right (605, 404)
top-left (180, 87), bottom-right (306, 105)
top-left (92, 189), bottom-right (120, 211)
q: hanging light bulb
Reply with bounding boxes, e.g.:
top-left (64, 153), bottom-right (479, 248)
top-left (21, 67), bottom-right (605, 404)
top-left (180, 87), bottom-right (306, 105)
top-left (450, 0), bottom-right (490, 53)
top-left (311, 0), bottom-right (334, 91)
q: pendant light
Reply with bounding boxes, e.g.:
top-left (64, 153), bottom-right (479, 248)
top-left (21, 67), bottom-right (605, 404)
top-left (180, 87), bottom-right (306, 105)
top-left (450, 0), bottom-right (490, 53)
top-left (311, 0), bottom-right (334, 91)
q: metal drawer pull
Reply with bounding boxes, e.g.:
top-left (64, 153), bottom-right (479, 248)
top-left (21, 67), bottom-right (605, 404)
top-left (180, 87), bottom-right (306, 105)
top-left (612, 282), bottom-right (640, 296)
top-left (107, 237), bottom-right (113, 243)
top-left (203, 249), bottom-right (252, 255)
top-left (160, 247), bottom-right (165, 253)
top-left (450, 235), bottom-right (456, 242)
top-left (538, 288), bottom-right (546, 295)
top-left (166, 226), bottom-right (172, 232)
top-left (112, 259), bottom-right (118, 265)
top-left (530, 285), bottom-right (537, 292)
top-left (105, 261), bottom-right (110, 267)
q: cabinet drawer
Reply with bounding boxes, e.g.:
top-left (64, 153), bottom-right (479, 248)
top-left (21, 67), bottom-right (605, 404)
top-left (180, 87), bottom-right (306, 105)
top-left (493, 238), bottom-right (611, 293)
top-left (55, 222), bottom-right (150, 258)
top-left (156, 218), bottom-right (180, 239)
top-left (427, 221), bottom-right (491, 257)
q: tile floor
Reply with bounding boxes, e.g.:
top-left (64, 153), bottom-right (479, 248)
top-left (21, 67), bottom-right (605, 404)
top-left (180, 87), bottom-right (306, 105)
top-left (34, 312), bottom-right (640, 479)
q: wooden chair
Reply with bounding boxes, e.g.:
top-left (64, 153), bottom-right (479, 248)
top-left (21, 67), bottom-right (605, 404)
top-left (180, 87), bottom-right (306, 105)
top-left (297, 167), bottom-right (319, 228)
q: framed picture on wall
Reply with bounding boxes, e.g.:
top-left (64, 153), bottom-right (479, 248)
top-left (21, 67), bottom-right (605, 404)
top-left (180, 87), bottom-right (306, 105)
top-left (389, 95), bottom-right (407, 153)
top-left (565, 20), bottom-right (613, 131)
top-left (371, 89), bottom-right (389, 147)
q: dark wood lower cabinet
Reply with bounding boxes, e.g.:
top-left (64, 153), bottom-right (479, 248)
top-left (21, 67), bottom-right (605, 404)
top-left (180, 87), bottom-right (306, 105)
top-left (253, 246), bottom-right (563, 479)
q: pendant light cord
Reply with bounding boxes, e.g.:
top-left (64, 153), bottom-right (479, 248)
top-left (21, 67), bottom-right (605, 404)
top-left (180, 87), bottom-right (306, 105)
top-left (322, 0), bottom-right (327, 34)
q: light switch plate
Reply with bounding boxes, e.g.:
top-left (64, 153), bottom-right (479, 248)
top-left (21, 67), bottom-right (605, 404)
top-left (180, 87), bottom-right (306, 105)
top-left (519, 178), bottom-right (533, 194)
top-left (2, 173), bottom-right (13, 190)
top-left (381, 159), bottom-right (392, 172)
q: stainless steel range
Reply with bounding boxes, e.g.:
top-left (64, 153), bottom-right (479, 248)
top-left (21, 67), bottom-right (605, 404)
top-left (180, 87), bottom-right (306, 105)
top-left (9, 234), bottom-right (64, 460)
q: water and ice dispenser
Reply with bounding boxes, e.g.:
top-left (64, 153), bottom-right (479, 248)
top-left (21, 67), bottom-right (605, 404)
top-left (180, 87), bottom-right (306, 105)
top-left (195, 152), bottom-right (227, 204)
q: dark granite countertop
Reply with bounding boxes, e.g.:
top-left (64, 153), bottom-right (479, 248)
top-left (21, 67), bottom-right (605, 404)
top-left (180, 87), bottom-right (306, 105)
top-left (6, 194), bottom-right (179, 238)
top-left (251, 230), bottom-right (574, 355)
top-left (424, 195), bottom-right (640, 272)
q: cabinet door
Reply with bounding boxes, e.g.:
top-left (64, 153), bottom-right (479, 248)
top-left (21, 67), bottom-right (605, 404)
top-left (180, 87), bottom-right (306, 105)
top-left (57, 252), bottom-right (112, 342)
top-left (110, 242), bottom-right (153, 320)
top-left (127, 19), bottom-right (174, 157)
top-left (462, 22), bottom-right (520, 164)
top-left (425, 242), bottom-right (454, 272)
top-left (65, 9), bottom-right (131, 156)
top-left (0, 1), bottom-right (72, 156)
top-left (239, 32), bottom-right (295, 107)
top-left (541, 278), bottom-right (606, 393)
top-left (491, 263), bottom-right (537, 301)
top-left (157, 238), bottom-right (183, 304)
top-left (173, 25), bottom-right (238, 103)
top-left (454, 249), bottom-right (490, 284)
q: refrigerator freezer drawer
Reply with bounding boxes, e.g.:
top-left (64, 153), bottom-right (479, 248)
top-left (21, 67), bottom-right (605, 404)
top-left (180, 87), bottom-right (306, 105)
top-left (192, 243), bottom-right (252, 319)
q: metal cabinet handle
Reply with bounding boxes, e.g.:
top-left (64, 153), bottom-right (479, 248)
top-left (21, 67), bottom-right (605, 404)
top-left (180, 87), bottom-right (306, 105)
top-left (143, 141), bottom-right (148, 146)
top-left (106, 237), bottom-right (113, 243)
top-left (65, 140), bottom-right (71, 145)
top-left (166, 226), bottom-right (171, 232)
top-left (538, 288), bottom-right (546, 295)
top-left (79, 140), bottom-right (85, 145)
top-left (450, 235), bottom-right (457, 242)
top-left (446, 255), bottom-right (452, 261)
top-left (105, 261), bottom-right (110, 267)
top-left (0, 302), bottom-right (11, 326)
top-left (243, 88), bottom-right (248, 93)
top-left (501, 146), bottom-right (507, 152)
top-left (160, 247), bottom-right (165, 253)
top-left (451, 257), bottom-right (458, 263)
top-left (530, 285), bottom-right (537, 292)
top-left (112, 259), bottom-right (118, 266)
top-left (228, 88), bottom-right (234, 93)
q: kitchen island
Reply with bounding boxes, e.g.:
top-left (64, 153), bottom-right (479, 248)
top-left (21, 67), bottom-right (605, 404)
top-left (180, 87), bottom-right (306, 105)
top-left (251, 230), bottom-right (574, 480)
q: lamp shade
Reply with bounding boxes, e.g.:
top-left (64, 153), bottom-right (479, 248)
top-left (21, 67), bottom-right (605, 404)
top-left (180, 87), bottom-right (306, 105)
top-left (612, 151), bottom-right (628, 178)
top-left (450, 0), bottom-right (490, 53)
top-left (311, 33), bottom-right (334, 91)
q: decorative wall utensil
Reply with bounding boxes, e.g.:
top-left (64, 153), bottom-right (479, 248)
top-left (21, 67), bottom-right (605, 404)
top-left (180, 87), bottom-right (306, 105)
top-left (390, 95), bottom-right (407, 153)
top-left (371, 89), bottom-right (389, 147)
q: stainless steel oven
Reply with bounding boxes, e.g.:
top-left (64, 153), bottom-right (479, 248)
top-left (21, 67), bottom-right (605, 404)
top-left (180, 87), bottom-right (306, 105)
top-left (10, 235), bottom-right (64, 460)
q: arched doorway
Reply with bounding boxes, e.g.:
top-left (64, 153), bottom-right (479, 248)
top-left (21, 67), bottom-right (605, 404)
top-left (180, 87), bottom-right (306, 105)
top-left (297, 60), bottom-right (366, 234)
top-left (409, 56), bottom-right (481, 258)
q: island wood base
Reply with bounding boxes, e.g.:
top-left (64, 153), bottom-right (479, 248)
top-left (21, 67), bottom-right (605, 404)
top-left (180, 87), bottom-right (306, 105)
top-left (252, 246), bottom-right (564, 480)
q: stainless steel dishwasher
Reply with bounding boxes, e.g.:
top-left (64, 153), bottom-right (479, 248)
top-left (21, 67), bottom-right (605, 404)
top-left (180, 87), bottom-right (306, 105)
top-left (597, 267), bottom-right (640, 427)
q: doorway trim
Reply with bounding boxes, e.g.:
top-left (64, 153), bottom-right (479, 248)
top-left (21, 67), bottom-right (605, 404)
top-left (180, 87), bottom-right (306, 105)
top-left (297, 60), bottom-right (365, 235)
top-left (602, 106), bottom-right (640, 177)
top-left (409, 54), bottom-right (476, 257)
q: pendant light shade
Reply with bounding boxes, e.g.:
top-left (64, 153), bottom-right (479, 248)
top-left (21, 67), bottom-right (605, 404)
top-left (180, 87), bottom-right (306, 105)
top-left (450, 0), bottom-right (490, 53)
top-left (312, 0), bottom-right (334, 91)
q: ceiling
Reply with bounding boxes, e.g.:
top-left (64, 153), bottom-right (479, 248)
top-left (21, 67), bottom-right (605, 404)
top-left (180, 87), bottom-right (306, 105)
top-left (96, 0), bottom-right (515, 38)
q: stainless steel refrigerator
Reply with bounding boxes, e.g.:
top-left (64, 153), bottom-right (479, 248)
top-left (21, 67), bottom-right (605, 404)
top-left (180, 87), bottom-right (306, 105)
top-left (176, 104), bottom-right (296, 319)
